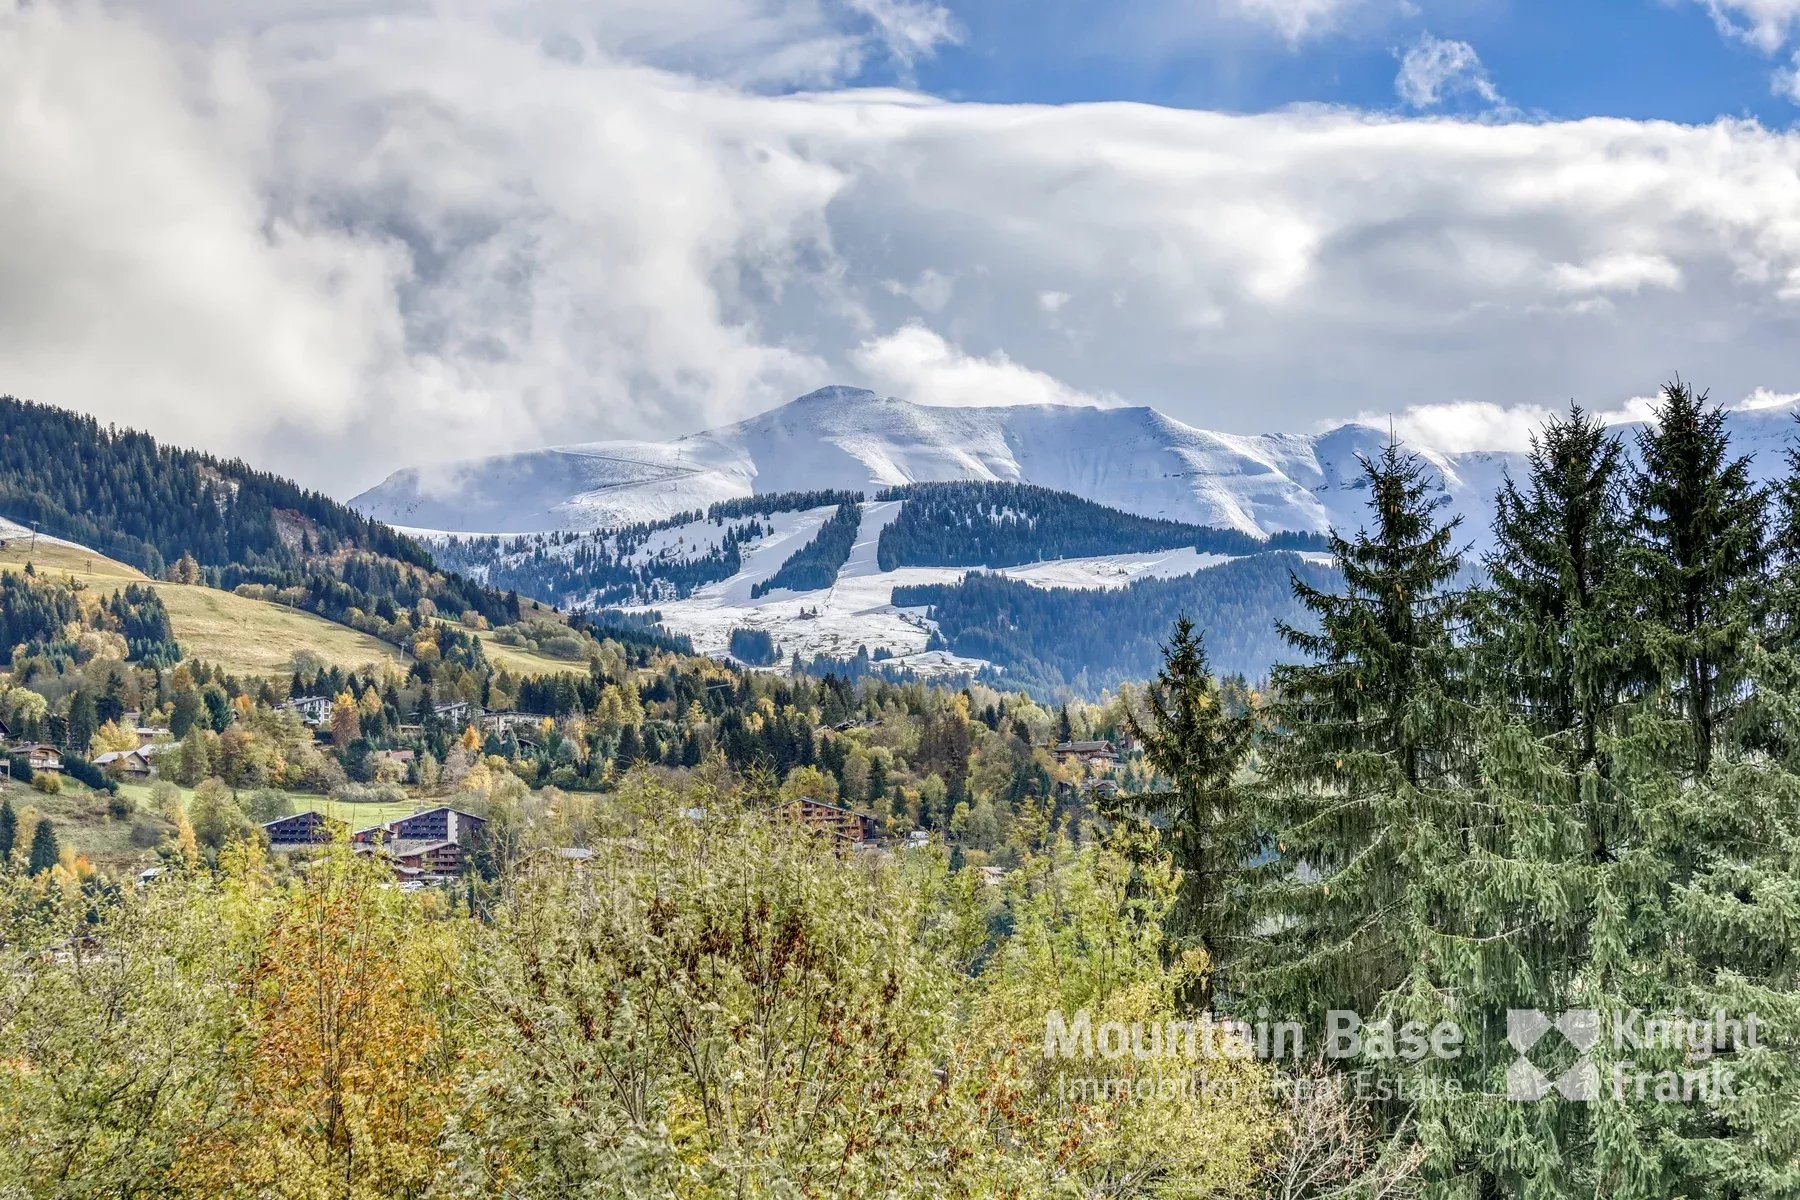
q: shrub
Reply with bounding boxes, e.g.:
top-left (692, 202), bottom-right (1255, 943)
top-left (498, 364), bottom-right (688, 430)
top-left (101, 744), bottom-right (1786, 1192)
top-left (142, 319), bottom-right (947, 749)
top-left (32, 773), bottom-right (62, 795)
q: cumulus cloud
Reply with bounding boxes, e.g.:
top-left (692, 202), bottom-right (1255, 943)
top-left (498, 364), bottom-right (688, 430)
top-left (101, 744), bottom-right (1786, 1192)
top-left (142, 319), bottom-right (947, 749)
top-left (852, 324), bottom-right (1120, 408)
top-left (1395, 32), bottom-right (1503, 109)
top-left (1352, 390), bottom-right (1736, 456)
top-left (6, 1), bottom-right (1800, 496)
top-left (1700, 0), bottom-right (1800, 53)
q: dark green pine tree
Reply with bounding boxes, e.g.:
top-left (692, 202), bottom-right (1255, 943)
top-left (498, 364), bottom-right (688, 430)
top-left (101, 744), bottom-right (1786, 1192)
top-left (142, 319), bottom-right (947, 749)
top-left (1126, 616), bottom-right (1257, 1009)
top-left (1628, 380), bottom-right (1767, 774)
top-left (1441, 406), bottom-right (1638, 1195)
top-left (1250, 439), bottom-right (1470, 1022)
top-left (1588, 394), bottom-right (1800, 1198)
top-left (1434, 394), bottom-right (1799, 1197)
top-left (0, 796), bottom-right (15, 866)
top-left (1482, 404), bottom-right (1633, 771)
top-left (66, 690), bottom-right (98, 755)
top-left (26, 817), bottom-right (58, 876)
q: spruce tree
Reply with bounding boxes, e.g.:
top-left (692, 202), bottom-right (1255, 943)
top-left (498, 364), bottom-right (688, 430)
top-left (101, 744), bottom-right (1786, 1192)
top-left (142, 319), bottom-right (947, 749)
top-left (1251, 439), bottom-right (1469, 1019)
top-left (26, 817), bottom-right (58, 875)
top-left (1126, 617), bottom-right (1256, 1008)
top-left (1627, 380), bottom-right (1766, 773)
top-left (1598, 395), bottom-right (1800, 1197)
top-left (0, 796), bottom-right (14, 866)
top-left (66, 690), bottom-right (97, 755)
top-left (1470, 388), bottom-right (1799, 1197)
top-left (1441, 406), bottom-right (1637, 1195)
top-left (1482, 404), bottom-right (1632, 770)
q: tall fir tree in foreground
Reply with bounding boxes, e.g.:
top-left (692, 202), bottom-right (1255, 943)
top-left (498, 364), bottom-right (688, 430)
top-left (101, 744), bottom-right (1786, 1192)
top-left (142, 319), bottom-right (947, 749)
top-left (1126, 616), bottom-right (1256, 1008)
top-left (1416, 406), bottom-right (1639, 1196)
top-left (1250, 440), bottom-right (1470, 1021)
top-left (1628, 380), bottom-right (1766, 773)
top-left (1600, 387), bottom-right (1800, 1198)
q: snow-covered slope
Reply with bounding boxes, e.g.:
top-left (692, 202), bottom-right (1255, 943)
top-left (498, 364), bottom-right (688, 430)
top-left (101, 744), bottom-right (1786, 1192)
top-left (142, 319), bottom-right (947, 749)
top-left (355, 386), bottom-right (1800, 546)
top-left (616, 500), bottom-right (1254, 674)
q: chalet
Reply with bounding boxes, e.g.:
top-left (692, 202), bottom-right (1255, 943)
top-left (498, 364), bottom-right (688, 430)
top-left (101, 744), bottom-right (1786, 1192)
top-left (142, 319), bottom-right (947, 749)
top-left (783, 796), bottom-right (879, 844)
top-left (352, 806), bottom-right (488, 881)
top-left (17, 744), bottom-right (63, 773)
top-left (374, 748), bottom-right (417, 766)
top-left (354, 805), bottom-right (487, 847)
top-left (1052, 739), bottom-right (1119, 769)
top-left (92, 749), bottom-right (154, 779)
top-left (353, 837), bottom-right (467, 880)
top-left (132, 726), bottom-right (167, 747)
top-left (262, 810), bottom-right (346, 849)
top-left (282, 696), bottom-right (335, 727)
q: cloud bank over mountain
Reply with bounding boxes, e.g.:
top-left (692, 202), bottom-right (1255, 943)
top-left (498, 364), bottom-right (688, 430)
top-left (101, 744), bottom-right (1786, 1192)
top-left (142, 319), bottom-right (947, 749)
top-left (4, 0), bottom-right (1800, 494)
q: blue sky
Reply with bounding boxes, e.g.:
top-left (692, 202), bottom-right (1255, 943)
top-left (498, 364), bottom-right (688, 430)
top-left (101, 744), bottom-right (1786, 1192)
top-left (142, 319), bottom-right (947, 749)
top-left (873, 1), bottom-right (1799, 125)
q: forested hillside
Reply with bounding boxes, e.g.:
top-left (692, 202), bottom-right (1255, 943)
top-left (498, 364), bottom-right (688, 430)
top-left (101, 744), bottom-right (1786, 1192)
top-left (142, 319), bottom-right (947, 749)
top-left (0, 396), bottom-right (427, 574)
top-left (431, 490), bottom-right (865, 607)
top-left (875, 481), bottom-right (1328, 569)
top-left (0, 394), bottom-right (519, 633)
top-left (896, 553), bottom-right (1332, 693)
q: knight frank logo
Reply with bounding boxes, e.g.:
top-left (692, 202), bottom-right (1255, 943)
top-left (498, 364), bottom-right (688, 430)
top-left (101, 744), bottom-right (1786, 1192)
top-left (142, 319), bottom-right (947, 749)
top-left (1507, 1008), bottom-right (1600, 1102)
top-left (1506, 1007), bottom-right (1755, 1103)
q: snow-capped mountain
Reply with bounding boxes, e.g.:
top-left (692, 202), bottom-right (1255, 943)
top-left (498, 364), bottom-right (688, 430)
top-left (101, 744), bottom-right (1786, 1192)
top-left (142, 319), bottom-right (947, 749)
top-left (378, 387), bottom-right (1800, 692)
top-left (352, 386), bottom-right (1547, 539)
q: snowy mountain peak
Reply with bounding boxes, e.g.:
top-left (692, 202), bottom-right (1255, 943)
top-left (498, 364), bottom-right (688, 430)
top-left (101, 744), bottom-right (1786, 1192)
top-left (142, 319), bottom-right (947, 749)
top-left (351, 388), bottom-right (1800, 539)
top-left (788, 384), bottom-right (882, 407)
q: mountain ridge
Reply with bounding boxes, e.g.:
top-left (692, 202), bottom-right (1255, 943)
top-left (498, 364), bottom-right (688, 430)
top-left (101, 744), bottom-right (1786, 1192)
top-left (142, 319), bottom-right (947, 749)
top-left (353, 386), bottom-right (1509, 537)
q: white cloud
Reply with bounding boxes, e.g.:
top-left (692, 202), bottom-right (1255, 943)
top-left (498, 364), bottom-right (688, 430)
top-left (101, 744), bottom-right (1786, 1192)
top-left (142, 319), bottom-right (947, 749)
top-left (844, 0), bottom-right (959, 67)
top-left (1700, 0), bottom-right (1800, 53)
top-left (1550, 252), bottom-right (1684, 295)
top-left (1352, 391), bottom-right (1720, 455)
top-left (1395, 32), bottom-right (1502, 109)
top-left (852, 324), bottom-right (1119, 408)
top-left (7, 2), bottom-right (1800, 496)
top-left (1231, 0), bottom-right (1365, 42)
top-left (1777, 53), bottom-right (1800, 102)
top-left (1353, 402), bottom-right (1557, 455)
top-left (1736, 386), bottom-right (1800, 410)
top-left (1589, 395), bottom-right (1665, 426)
top-left (885, 268), bottom-right (955, 312)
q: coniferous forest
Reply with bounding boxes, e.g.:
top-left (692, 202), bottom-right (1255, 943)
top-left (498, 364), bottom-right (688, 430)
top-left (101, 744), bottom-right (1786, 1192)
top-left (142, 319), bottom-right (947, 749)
top-left (0, 395), bottom-right (428, 574)
top-left (876, 480), bottom-right (1329, 569)
top-left (751, 499), bottom-right (864, 597)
